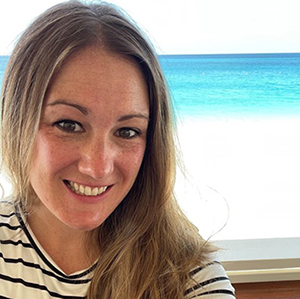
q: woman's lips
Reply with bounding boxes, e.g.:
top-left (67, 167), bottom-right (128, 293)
top-left (64, 180), bottom-right (109, 197)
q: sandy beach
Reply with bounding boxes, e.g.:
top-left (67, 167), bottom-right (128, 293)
top-left (175, 116), bottom-right (300, 241)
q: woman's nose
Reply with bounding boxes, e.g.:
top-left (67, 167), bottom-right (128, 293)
top-left (78, 138), bottom-right (115, 180)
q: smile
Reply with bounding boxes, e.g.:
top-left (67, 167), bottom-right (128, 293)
top-left (65, 180), bottom-right (109, 197)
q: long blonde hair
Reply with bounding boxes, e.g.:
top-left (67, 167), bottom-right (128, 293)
top-left (1, 1), bottom-right (214, 298)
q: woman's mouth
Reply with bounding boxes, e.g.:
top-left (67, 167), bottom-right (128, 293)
top-left (64, 180), bottom-right (109, 197)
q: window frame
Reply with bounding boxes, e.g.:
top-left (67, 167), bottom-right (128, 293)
top-left (216, 237), bottom-right (300, 283)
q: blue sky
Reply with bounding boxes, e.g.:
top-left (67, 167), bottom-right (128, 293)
top-left (1, 0), bottom-right (300, 55)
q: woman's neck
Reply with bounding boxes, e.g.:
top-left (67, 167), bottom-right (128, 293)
top-left (27, 203), bottom-right (100, 275)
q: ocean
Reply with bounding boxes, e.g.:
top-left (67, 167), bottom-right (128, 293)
top-left (159, 53), bottom-right (300, 119)
top-left (0, 55), bottom-right (9, 87)
top-left (1, 53), bottom-right (300, 240)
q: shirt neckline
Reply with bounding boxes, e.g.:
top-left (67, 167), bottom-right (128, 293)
top-left (15, 204), bottom-right (97, 279)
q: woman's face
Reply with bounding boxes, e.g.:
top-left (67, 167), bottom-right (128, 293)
top-left (29, 47), bottom-right (149, 232)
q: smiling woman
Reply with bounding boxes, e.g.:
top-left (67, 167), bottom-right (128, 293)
top-left (0, 1), bottom-right (234, 298)
top-left (29, 47), bottom-right (149, 236)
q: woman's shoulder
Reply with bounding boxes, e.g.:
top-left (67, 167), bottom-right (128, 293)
top-left (185, 261), bottom-right (236, 298)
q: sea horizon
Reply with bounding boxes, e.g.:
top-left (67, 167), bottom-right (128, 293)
top-left (160, 51), bottom-right (300, 57)
top-left (1, 50), bottom-right (300, 57)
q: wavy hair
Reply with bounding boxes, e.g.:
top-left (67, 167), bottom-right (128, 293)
top-left (1, 1), bottom-right (214, 298)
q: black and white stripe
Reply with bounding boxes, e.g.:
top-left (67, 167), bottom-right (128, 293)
top-left (185, 262), bottom-right (236, 298)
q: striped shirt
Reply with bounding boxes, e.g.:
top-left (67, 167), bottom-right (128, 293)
top-left (0, 201), bottom-right (235, 298)
top-left (185, 262), bottom-right (235, 298)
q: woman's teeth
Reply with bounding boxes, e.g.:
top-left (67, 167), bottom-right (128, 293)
top-left (67, 181), bottom-right (108, 196)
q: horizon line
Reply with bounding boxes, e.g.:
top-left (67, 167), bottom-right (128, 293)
top-left (1, 51), bottom-right (300, 57)
top-left (158, 51), bottom-right (300, 56)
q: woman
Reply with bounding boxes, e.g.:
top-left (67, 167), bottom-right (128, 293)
top-left (0, 1), bottom-right (235, 298)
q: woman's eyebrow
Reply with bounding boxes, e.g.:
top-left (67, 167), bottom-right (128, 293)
top-left (117, 114), bottom-right (149, 122)
top-left (47, 100), bottom-right (149, 121)
top-left (46, 100), bottom-right (89, 115)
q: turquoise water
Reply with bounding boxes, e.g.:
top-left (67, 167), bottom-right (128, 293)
top-left (0, 55), bottom-right (9, 87)
top-left (160, 53), bottom-right (300, 119)
top-left (1, 53), bottom-right (300, 119)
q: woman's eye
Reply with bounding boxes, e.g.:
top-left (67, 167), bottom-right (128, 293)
top-left (116, 128), bottom-right (140, 139)
top-left (54, 120), bottom-right (84, 133)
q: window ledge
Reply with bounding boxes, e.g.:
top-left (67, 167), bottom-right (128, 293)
top-left (214, 238), bottom-right (300, 283)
